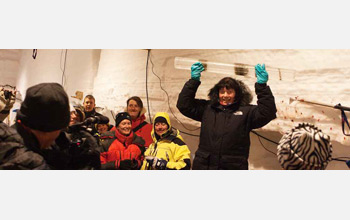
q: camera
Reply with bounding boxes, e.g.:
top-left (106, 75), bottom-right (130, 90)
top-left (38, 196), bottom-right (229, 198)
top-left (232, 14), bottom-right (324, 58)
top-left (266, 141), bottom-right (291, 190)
top-left (67, 115), bottom-right (109, 150)
top-left (67, 130), bottom-right (101, 170)
top-left (4, 90), bottom-right (13, 100)
top-left (65, 117), bottom-right (105, 169)
top-left (67, 115), bottom-right (109, 134)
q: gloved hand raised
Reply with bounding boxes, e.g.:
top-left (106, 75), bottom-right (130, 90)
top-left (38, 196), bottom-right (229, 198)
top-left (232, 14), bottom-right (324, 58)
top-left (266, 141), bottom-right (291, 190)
top-left (191, 62), bottom-right (205, 81)
top-left (255, 64), bottom-right (269, 84)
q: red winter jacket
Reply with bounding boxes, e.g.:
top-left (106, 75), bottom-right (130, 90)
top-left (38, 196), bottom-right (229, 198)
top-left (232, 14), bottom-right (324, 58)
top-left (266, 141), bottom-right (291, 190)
top-left (99, 129), bottom-right (145, 169)
top-left (131, 114), bottom-right (153, 147)
top-left (111, 114), bottom-right (153, 148)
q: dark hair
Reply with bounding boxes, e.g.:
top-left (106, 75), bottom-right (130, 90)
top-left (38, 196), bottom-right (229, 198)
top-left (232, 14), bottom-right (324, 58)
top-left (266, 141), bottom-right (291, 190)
top-left (84, 95), bottom-right (95, 102)
top-left (127, 96), bottom-right (143, 109)
top-left (208, 77), bottom-right (243, 105)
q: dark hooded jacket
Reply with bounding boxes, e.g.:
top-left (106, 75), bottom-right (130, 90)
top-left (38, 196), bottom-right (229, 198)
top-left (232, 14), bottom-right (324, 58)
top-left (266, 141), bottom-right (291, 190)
top-left (1, 83), bottom-right (101, 170)
top-left (176, 78), bottom-right (277, 170)
top-left (0, 122), bottom-right (101, 170)
top-left (0, 122), bottom-right (48, 169)
top-left (84, 109), bottom-right (103, 118)
top-left (84, 109), bottom-right (103, 136)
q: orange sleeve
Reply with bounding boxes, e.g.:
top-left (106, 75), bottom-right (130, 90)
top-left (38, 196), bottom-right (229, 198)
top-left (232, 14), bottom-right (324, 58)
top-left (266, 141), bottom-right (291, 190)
top-left (100, 152), bottom-right (108, 164)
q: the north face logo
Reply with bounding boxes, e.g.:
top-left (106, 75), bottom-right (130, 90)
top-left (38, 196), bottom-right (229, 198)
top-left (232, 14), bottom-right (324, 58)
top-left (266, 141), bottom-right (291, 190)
top-left (233, 111), bottom-right (243, 115)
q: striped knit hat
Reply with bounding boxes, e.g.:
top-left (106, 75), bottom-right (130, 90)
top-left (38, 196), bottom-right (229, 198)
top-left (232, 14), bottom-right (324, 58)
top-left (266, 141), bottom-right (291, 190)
top-left (277, 123), bottom-right (332, 170)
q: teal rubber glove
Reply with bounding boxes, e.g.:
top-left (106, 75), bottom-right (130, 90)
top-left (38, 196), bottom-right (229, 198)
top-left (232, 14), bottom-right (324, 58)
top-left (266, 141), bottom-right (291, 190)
top-left (255, 63), bottom-right (269, 84)
top-left (191, 62), bottom-right (205, 81)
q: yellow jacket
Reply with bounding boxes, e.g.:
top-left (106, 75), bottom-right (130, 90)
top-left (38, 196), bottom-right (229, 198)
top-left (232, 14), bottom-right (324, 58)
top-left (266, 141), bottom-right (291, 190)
top-left (141, 112), bottom-right (191, 170)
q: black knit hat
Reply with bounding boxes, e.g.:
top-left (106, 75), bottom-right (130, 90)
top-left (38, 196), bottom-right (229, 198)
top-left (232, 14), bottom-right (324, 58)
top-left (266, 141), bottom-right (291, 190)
top-left (154, 116), bottom-right (169, 128)
top-left (16, 83), bottom-right (70, 132)
top-left (115, 112), bottom-right (132, 127)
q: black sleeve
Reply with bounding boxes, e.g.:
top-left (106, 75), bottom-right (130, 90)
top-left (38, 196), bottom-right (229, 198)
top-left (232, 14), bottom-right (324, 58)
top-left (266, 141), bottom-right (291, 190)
top-left (101, 161), bottom-right (116, 170)
top-left (69, 130), bottom-right (101, 170)
top-left (133, 134), bottom-right (146, 155)
top-left (249, 83), bottom-right (277, 129)
top-left (0, 109), bottom-right (10, 122)
top-left (119, 159), bottom-right (139, 170)
top-left (95, 112), bottom-right (103, 117)
top-left (0, 147), bottom-right (49, 170)
top-left (176, 79), bottom-right (209, 122)
top-left (98, 131), bottom-right (115, 153)
top-left (0, 123), bottom-right (48, 170)
top-left (182, 159), bottom-right (191, 170)
top-left (53, 131), bottom-right (101, 170)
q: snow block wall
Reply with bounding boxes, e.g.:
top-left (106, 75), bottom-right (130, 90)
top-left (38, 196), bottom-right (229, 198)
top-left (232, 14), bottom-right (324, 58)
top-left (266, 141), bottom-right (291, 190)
top-left (0, 49), bottom-right (21, 86)
top-left (1, 49), bottom-right (349, 170)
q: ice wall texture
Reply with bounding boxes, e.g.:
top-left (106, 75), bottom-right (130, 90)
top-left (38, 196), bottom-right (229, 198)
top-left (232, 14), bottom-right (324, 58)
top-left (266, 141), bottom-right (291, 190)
top-left (94, 49), bottom-right (350, 141)
top-left (93, 49), bottom-right (350, 170)
top-left (15, 49), bottom-right (100, 99)
top-left (0, 49), bottom-right (21, 86)
top-left (2, 49), bottom-right (349, 169)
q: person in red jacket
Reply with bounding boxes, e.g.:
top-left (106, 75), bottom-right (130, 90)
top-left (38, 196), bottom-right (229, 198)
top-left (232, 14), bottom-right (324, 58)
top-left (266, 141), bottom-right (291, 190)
top-left (126, 96), bottom-right (153, 147)
top-left (99, 112), bottom-right (145, 169)
top-left (110, 96), bottom-right (153, 148)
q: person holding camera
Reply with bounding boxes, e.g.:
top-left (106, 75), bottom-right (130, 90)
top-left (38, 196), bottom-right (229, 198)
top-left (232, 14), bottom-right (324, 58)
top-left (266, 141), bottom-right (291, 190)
top-left (69, 105), bottom-right (85, 126)
top-left (99, 112), bottom-right (145, 170)
top-left (0, 83), bottom-right (101, 170)
top-left (65, 104), bottom-right (102, 169)
top-left (141, 112), bottom-right (191, 170)
top-left (82, 95), bottom-right (105, 136)
top-left (176, 62), bottom-right (277, 170)
top-left (0, 88), bottom-right (16, 122)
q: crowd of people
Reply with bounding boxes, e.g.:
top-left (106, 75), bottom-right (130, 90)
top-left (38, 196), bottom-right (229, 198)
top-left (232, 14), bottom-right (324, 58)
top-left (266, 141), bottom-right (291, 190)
top-left (0, 62), bottom-right (279, 170)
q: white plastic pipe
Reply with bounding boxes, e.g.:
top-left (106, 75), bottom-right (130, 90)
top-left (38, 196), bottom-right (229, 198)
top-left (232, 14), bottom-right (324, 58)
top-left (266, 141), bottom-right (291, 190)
top-left (174, 57), bottom-right (296, 81)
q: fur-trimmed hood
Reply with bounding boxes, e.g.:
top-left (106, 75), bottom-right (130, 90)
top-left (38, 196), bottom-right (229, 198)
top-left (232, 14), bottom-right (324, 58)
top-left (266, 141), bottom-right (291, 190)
top-left (208, 77), bottom-right (253, 106)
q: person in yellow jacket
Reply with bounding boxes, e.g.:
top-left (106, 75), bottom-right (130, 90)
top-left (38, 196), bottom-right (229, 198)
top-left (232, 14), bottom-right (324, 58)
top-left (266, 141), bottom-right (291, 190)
top-left (141, 112), bottom-right (191, 170)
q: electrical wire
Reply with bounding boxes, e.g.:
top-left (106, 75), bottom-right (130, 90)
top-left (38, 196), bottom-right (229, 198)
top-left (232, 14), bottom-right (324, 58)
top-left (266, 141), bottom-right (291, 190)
top-left (60, 49), bottom-right (68, 87)
top-left (251, 130), bottom-right (279, 145)
top-left (252, 130), bottom-right (349, 166)
top-left (0, 84), bottom-right (16, 89)
top-left (251, 130), bottom-right (278, 155)
top-left (149, 52), bottom-right (200, 132)
top-left (143, 50), bottom-right (200, 137)
top-left (32, 49), bottom-right (37, 59)
top-left (332, 158), bottom-right (348, 162)
top-left (333, 157), bottom-right (350, 159)
top-left (143, 52), bottom-right (350, 164)
top-left (253, 131), bottom-right (277, 155)
top-left (172, 127), bottom-right (200, 137)
top-left (145, 49), bottom-right (152, 123)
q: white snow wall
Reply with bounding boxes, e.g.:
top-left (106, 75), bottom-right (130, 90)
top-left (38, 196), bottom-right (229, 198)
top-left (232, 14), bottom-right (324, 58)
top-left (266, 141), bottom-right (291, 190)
top-left (1, 49), bottom-right (350, 170)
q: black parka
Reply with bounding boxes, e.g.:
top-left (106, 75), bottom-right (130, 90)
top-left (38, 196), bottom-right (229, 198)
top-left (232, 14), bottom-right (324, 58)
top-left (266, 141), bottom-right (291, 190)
top-left (0, 122), bottom-right (101, 170)
top-left (0, 122), bottom-right (48, 169)
top-left (176, 79), bottom-right (277, 170)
